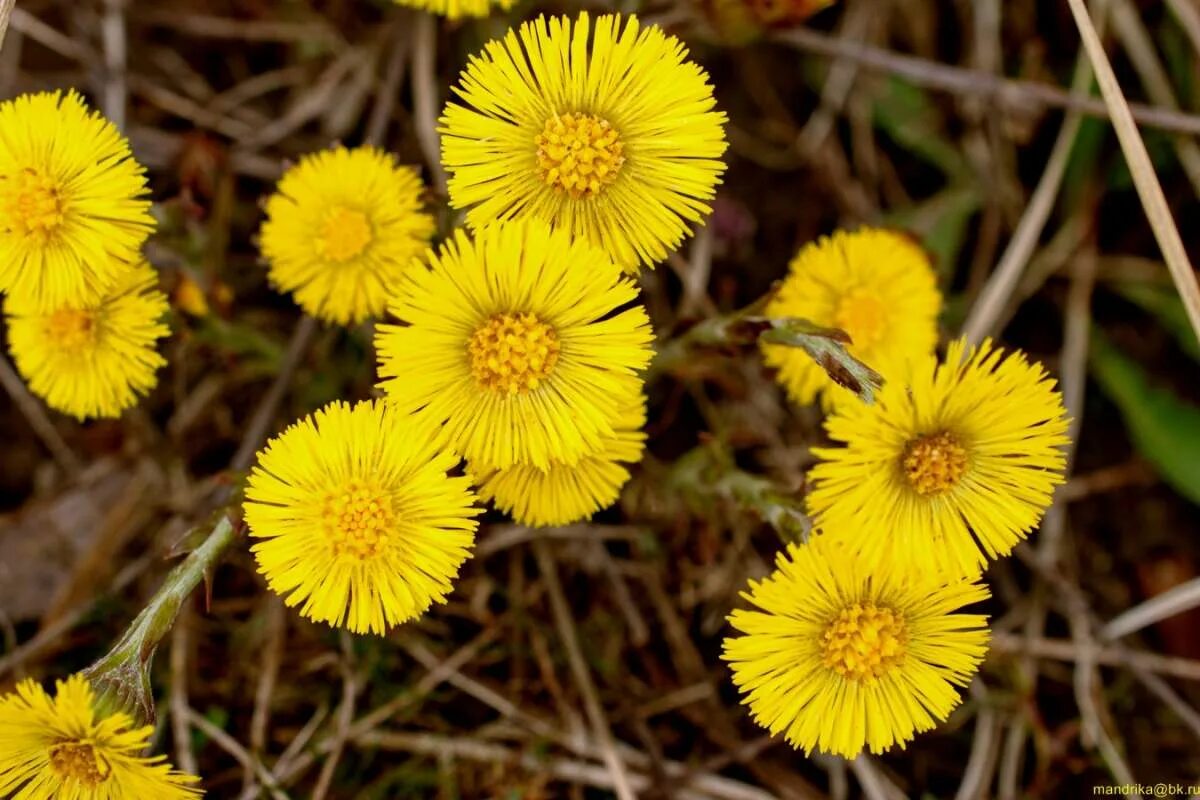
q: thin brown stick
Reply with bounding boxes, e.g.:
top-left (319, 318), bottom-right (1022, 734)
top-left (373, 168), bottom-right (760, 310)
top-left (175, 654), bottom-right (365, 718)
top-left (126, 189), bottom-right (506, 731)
top-left (773, 24), bottom-right (1200, 137)
top-left (1066, 0), bottom-right (1200, 341)
top-left (312, 634), bottom-right (358, 800)
top-left (365, 16), bottom-right (410, 149)
top-left (101, 0), bottom-right (127, 130)
top-left (411, 12), bottom-right (446, 194)
top-left (0, 0), bottom-right (14, 52)
top-left (185, 707), bottom-right (291, 800)
top-left (398, 636), bottom-right (775, 800)
top-left (1130, 665), bottom-right (1200, 743)
top-left (1110, 0), bottom-right (1200, 195)
top-left (230, 316), bottom-right (318, 473)
top-left (243, 598), bottom-right (285, 794)
top-left (169, 608), bottom-right (198, 776)
top-left (961, 1), bottom-right (1103, 344)
top-left (0, 352), bottom-right (81, 477)
top-left (533, 538), bottom-right (638, 800)
top-left (989, 632), bottom-right (1200, 682)
top-left (1102, 577), bottom-right (1200, 641)
top-left (354, 731), bottom-right (737, 800)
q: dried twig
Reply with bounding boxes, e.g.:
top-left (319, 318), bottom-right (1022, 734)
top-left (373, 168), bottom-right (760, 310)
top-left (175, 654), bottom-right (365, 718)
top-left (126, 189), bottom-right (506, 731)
top-left (1102, 577), bottom-right (1200, 641)
top-left (1066, 0), bottom-right (1200, 340)
top-left (169, 608), bottom-right (198, 776)
top-left (961, 0), bottom-right (1104, 344)
top-left (533, 538), bottom-right (638, 800)
top-left (230, 316), bottom-right (317, 474)
top-left (990, 632), bottom-right (1200, 682)
top-left (186, 707), bottom-right (290, 800)
top-left (100, 0), bottom-right (127, 130)
top-left (774, 23), bottom-right (1200, 137)
top-left (411, 12), bottom-right (446, 194)
top-left (0, 0), bottom-right (15, 52)
top-left (0, 352), bottom-right (81, 477)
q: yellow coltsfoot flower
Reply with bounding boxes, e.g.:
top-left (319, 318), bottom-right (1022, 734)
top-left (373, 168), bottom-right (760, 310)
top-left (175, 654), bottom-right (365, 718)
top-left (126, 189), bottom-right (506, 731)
top-left (375, 218), bottom-right (654, 471)
top-left (390, 0), bottom-right (514, 19)
top-left (440, 13), bottom-right (728, 272)
top-left (0, 91), bottom-right (154, 310)
top-left (723, 535), bottom-right (990, 759)
top-left (807, 338), bottom-right (1071, 578)
top-left (472, 394), bottom-right (647, 526)
top-left (260, 146), bottom-right (435, 326)
top-left (0, 674), bottom-right (201, 799)
top-left (5, 260), bottom-right (169, 420)
top-left (762, 227), bottom-right (941, 409)
top-left (244, 400), bottom-right (481, 635)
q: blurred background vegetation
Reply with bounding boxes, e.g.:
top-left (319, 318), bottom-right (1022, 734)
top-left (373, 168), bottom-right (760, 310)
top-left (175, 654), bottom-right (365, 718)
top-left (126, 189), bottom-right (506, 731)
top-left (1, 0), bottom-right (1200, 797)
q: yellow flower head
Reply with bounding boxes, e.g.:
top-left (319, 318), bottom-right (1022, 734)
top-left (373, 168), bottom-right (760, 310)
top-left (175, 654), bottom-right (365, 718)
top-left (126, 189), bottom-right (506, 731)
top-left (375, 219), bottom-right (654, 471)
top-left (244, 400), bottom-right (480, 635)
top-left (0, 674), bottom-right (201, 799)
top-left (260, 146), bottom-right (434, 326)
top-left (391, 0), bottom-right (514, 19)
top-left (763, 228), bottom-right (941, 409)
top-left (440, 13), bottom-right (728, 272)
top-left (473, 394), bottom-right (647, 526)
top-left (6, 261), bottom-right (169, 420)
top-left (807, 338), bottom-right (1070, 578)
top-left (723, 535), bottom-right (990, 758)
top-left (0, 91), bottom-right (154, 310)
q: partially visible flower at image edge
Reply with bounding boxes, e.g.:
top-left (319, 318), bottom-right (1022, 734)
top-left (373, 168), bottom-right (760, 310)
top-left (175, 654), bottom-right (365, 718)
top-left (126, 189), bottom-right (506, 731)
top-left (0, 674), bottom-right (201, 799)
top-left (440, 12), bottom-right (728, 272)
top-left (807, 337), bottom-right (1070, 579)
top-left (260, 146), bottom-right (435, 326)
top-left (472, 393), bottom-right (648, 526)
top-left (0, 90), bottom-right (154, 310)
top-left (762, 227), bottom-right (941, 409)
top-left (723, 534), bottom-right (990, 759)
top-left (244, 400), bottom-right (481, 635)
top-left (5, 260), bottom-right (170, 420)
top-left (391, 0), bottom-right (514, 19)
top-left (375, 218), bottom-right (654, 471)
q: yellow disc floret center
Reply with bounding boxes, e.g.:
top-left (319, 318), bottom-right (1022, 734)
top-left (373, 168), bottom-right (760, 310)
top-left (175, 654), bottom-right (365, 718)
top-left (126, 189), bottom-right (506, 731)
top-left (903, 431), bottom-right (969, 496)
top-left (468, 312), bottom-right (561, 395)
top-left (321, 479), bottom-right (395, 560)
top-left (317, 207), bottom-right (373, 263)
top-left (535, 113), bottom-right (625, 199)
top-left (46, 308), bottom-right (98, 352)
top-left (834, 288), bottom-right (888, 349)
top-left (821, 603), bottom-right (908, 682)
top-left (49, 740), bottom-right (111, 786)
top-left (3, 169), bottom-right (66, 239)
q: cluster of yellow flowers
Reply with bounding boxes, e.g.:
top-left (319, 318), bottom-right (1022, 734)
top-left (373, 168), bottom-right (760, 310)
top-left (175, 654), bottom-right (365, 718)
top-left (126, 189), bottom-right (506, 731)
top-left (724, 228), bottom-right (1070, 758)
top-left (0, 91), bottom-right (168, 421)
top-left (244, 12), bottom-right (724, 646)
top-left (0, 3), bottom-right (1073, 796)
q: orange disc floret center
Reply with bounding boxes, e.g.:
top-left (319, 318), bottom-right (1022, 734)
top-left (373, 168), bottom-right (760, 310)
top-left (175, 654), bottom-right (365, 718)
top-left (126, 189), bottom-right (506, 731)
top-left (2, 169), bottom-right (66, 239)
top-left (321, 479), bottom-right (395, 560)
top-left (535, 113), bottom-right (625, 199)
top-left (903, 431), bottom-right (969, 496)
top-left (834, 287), bottom-right (888, 349)
top-left (821, 603), bottom-right (908, 682)
top-left (468, 312), bottom-right (561, 395)
top-left (49, 740), bottom-right (111, 786)
top-left (317, 207), bottom-right (373, 263)
top-left (46, 308), bottom-right (98, 352)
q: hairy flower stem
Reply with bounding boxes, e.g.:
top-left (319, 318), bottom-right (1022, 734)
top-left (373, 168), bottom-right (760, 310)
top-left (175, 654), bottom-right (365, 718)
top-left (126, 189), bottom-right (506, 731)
top-left (651, 301), bottom-right (883, 402)
top-left (83, 515), bottom-right (237, 726)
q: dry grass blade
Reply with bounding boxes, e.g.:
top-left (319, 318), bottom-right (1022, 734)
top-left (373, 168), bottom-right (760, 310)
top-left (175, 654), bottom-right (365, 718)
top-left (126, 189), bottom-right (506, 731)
top-left (1066, 0), bottom-right (1200, 341)
top-left (0, 0), bottom-right (14, 53)
top-left (1102, 577), bottom-right (1200, 640)
top-left (533, 538), bottom-right (638, 800)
